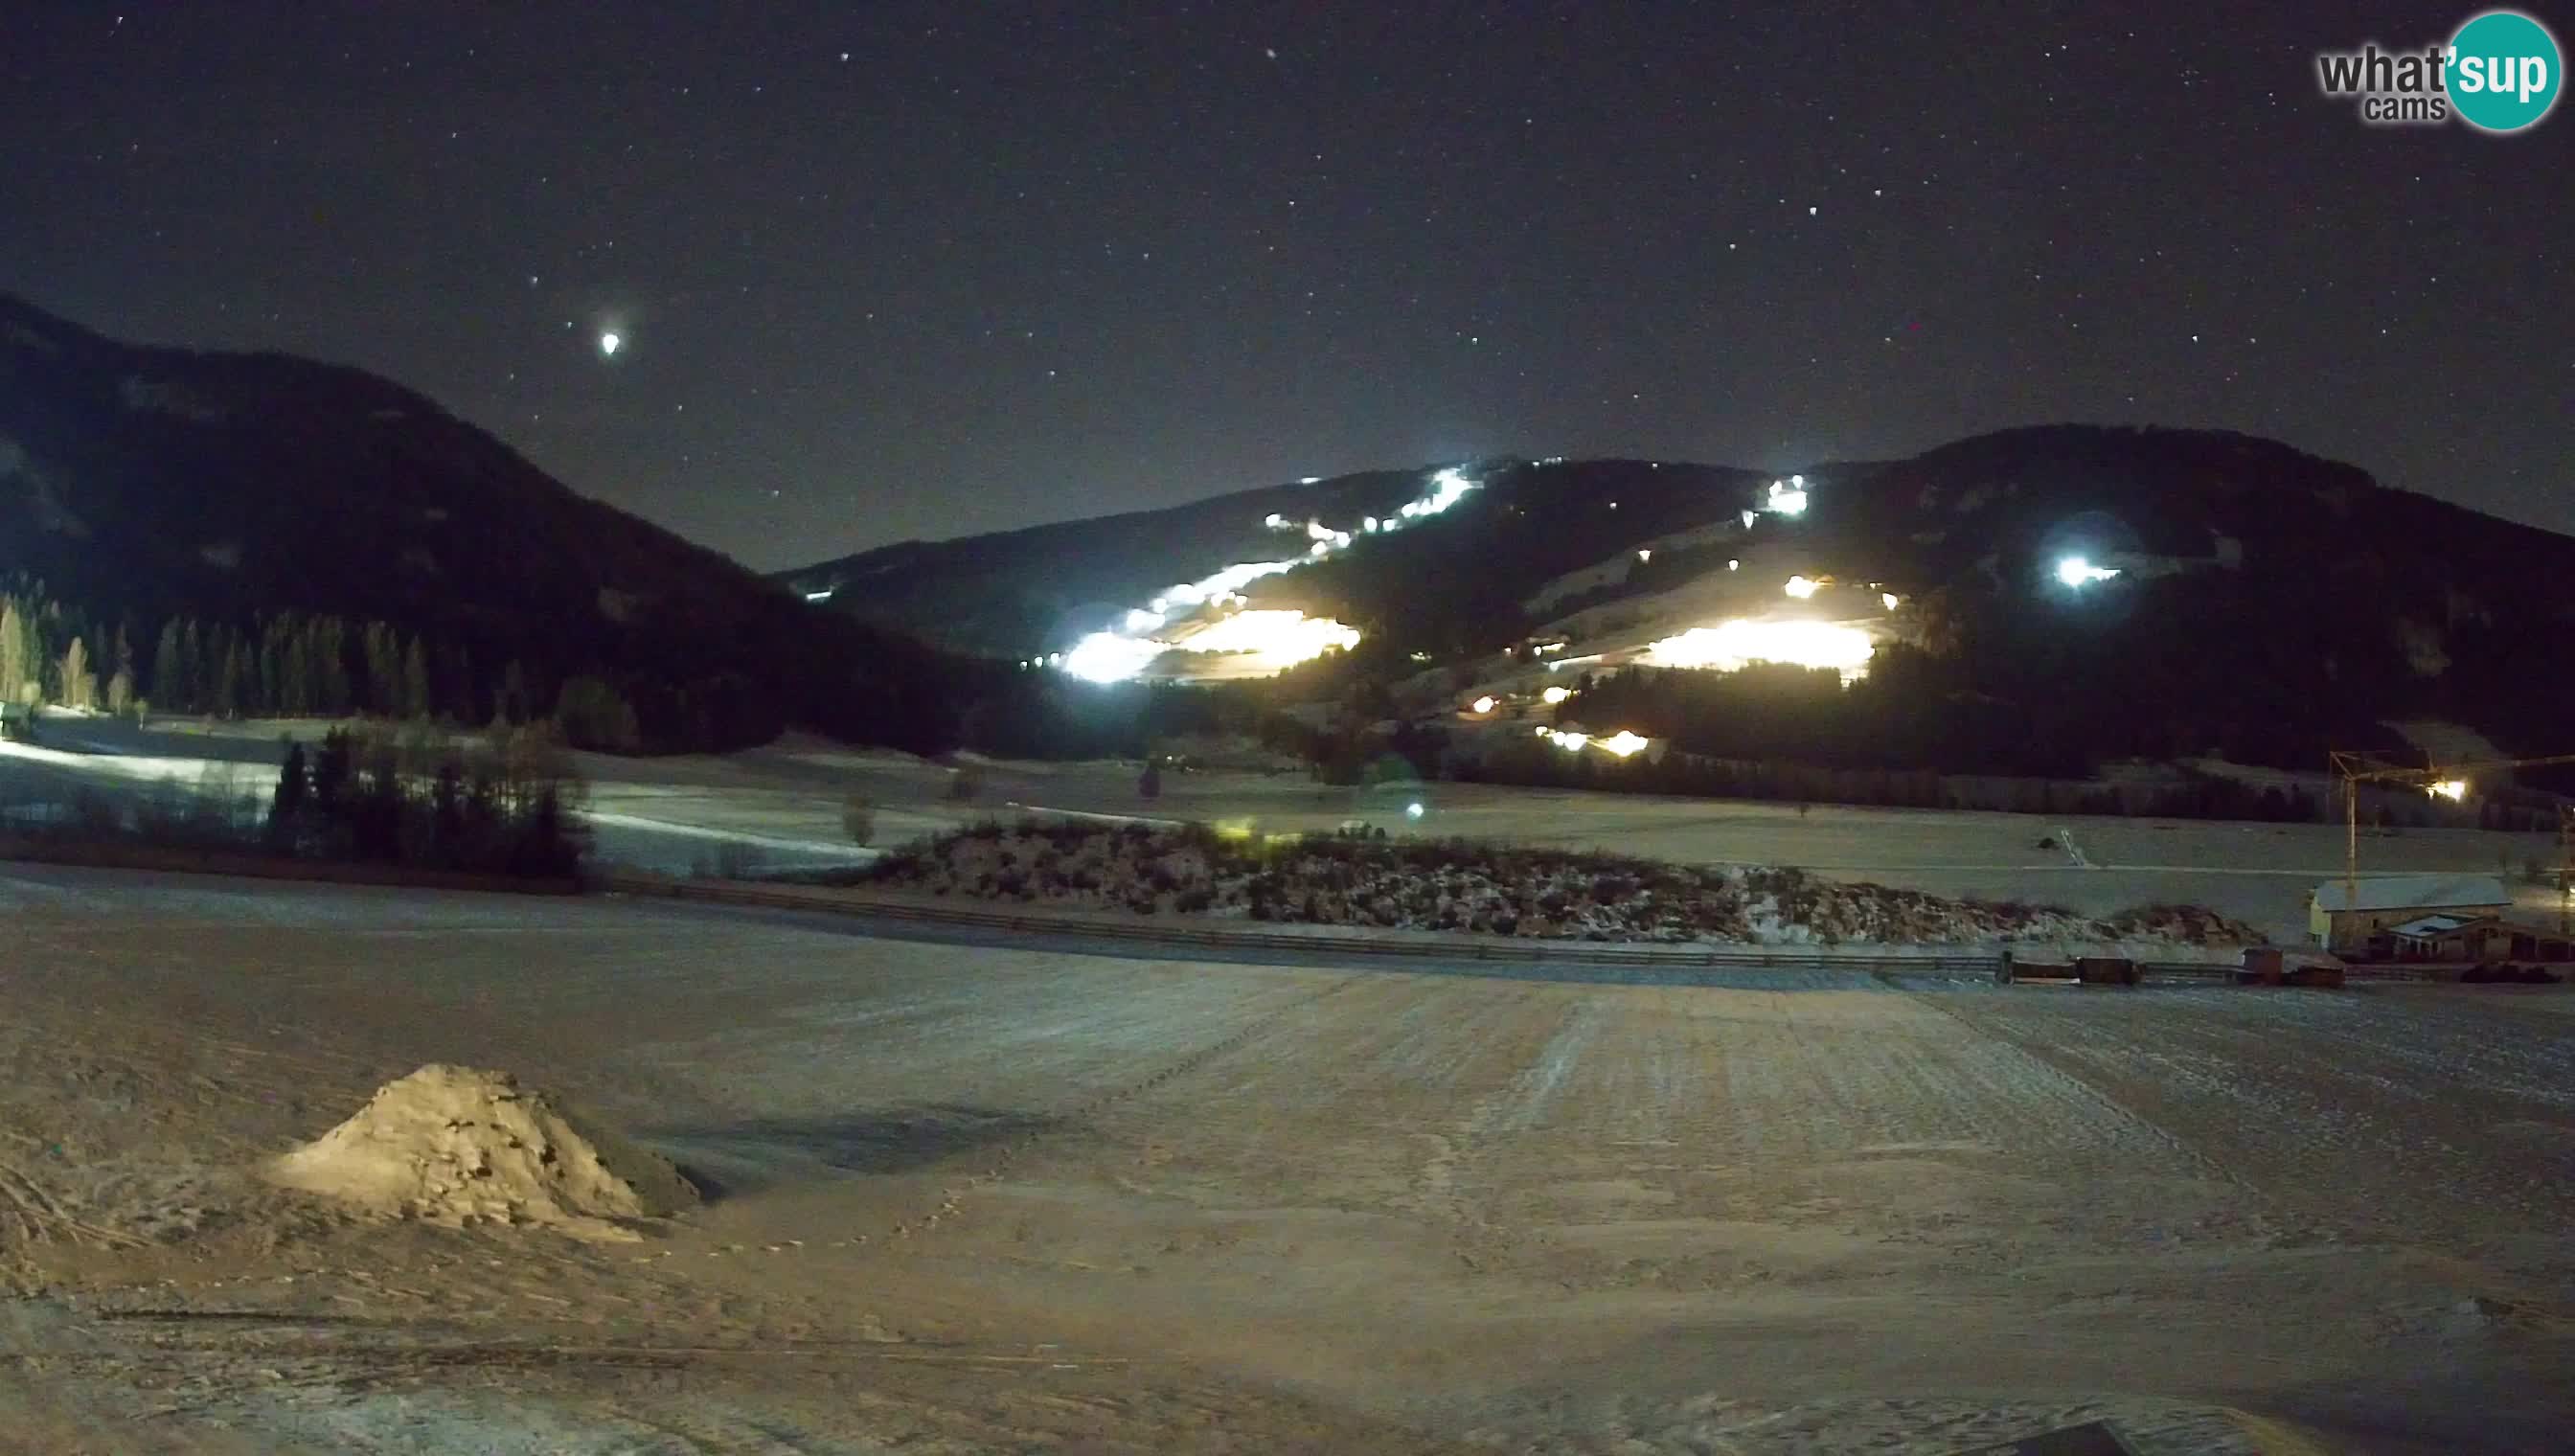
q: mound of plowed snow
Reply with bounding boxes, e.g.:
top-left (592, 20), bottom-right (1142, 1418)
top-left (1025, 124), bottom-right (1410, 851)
top-left (267, 1065), bottom-right (696, 1240)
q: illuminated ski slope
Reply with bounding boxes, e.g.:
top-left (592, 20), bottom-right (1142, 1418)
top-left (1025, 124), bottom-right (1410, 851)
top-left (1058, 466), bottom-right (1483, 682)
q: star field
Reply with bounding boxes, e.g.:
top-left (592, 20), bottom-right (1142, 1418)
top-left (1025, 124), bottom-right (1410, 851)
top-left (5, 2), bottom-right (2568, 569)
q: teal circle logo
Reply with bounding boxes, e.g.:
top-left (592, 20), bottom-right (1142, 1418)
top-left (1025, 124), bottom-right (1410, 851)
top-left (2447, 10), bottom-right (2562, 132)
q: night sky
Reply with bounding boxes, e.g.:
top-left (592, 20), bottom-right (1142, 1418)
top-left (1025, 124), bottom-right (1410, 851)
top-left (7, 3), bottom-right (2569, 570)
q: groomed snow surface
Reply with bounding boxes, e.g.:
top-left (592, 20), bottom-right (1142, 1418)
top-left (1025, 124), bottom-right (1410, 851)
top-left (2, 864), bottom-right (2570, 1452)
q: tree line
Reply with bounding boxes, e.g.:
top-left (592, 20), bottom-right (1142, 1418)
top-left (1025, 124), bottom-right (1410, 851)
top-left (0, 582), bottom-right (654, 750)
top-left (267, 722), bottom-right (586, 878)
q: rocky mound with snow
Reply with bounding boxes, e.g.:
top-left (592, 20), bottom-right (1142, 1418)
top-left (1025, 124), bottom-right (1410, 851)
top-left (853, 824), bottom-right (2263, 947)
top-left (266, 1065), bottom-right (698, 1240)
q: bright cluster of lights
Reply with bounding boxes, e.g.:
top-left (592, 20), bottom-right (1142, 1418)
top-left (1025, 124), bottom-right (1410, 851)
top-left (1060, 634), bottom-right (1167, 683)
top-left (1540, 684), bottom-right (1571, 705)
top-left (1177, 608), bottom-right (1358, 658)
top-left (1765, 475), bottom-right (1809, 516)
top-left (2428, 779), bottom-right (2470, 802)
top-left (1783, 575), bottom-right (1821, 600)
top-left (1405, 466), bottom-right (1480, 520)
top-left (1535, 727), bottom-right (1650, 758)
top-left (1470, 694), bottom-right (1497, 714)
top-left (1061, 607), bottom-right (1360, 683)
top-left (2056, 557), bottom-right (2121, 587)
top-left (1060, 466), bottom-right (1483, 683)
top-left (1640, 619), bottom-right (1878, 681)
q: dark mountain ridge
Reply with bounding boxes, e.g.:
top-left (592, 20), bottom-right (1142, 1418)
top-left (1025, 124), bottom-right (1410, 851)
top-left (0, 293), bottom-right (961, 752)
top-left (790, 425), bottom-right (2575, 774)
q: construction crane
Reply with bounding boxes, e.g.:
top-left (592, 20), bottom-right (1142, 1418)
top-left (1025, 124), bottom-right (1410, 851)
top-left (2329, 749), bottom-right (2575, 930)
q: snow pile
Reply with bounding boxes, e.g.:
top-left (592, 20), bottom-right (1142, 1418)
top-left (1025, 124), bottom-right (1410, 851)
top-left (266, 1065), bottom-right (697, 1240)
top-left (857, 825), bottom-right (2264, 947)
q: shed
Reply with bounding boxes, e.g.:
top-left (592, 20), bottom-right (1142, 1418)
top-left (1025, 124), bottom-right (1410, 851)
top-left (2383, 913), bottom-right (2511, 964)
top-left (2310, 875), bottom-right (2510, 955)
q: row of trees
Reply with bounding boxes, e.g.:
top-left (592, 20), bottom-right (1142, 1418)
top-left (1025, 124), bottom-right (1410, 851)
top-left (266, 722), bottom-right (587, 877)
top-left (0, 594), bottom-right (136, 713)
top-left (146, 612), bottom-right (549, 725)
top-left (0, 582), bottom-right (656, 753)
top-left (1555, 651), bottom-right (2409, 783)
top-left (13, 722), bottom-right (589, 880)
top-left (1455, 733), bottom-right (2344, 824)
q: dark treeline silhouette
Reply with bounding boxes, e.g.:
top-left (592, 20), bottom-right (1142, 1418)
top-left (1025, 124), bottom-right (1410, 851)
top-left (940, 672), bottom-right (1311, 762)
top-left (1562, 648), bottom-right (2412, 782)
top-left (265, 722), bottom-right (586, 877)
top-left (1456, 730), bottom-right (2339, 825)
top-left (11, 722), bottom-right (587, 880)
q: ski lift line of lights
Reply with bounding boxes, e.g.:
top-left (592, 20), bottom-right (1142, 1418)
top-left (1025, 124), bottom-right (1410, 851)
top-left (1060, 466), bottom-right (1486, 683)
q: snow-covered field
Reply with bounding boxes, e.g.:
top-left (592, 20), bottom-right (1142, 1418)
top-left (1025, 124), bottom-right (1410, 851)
top-left (2, 862), bottom-right (2570, 1451)
top-left (6, 715), bottom-right (2564, 942)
